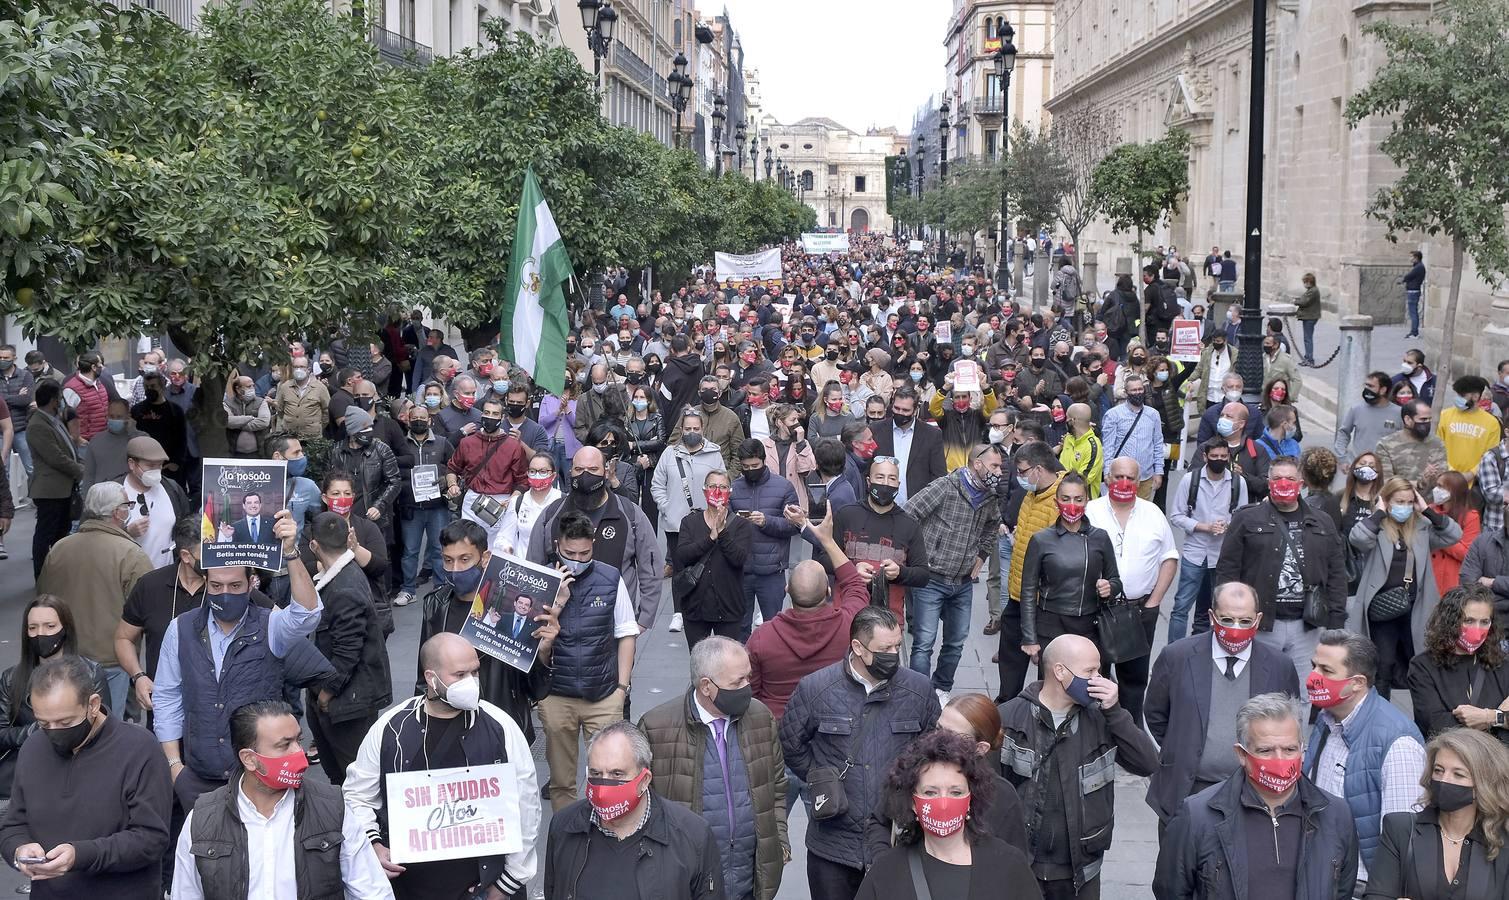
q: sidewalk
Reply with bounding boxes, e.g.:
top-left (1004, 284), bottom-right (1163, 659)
top-left (1288, 316), bottom-right (1415, 439)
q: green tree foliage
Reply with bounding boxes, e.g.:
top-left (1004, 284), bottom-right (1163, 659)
top-left (1345, 0), bottom-right (1509, 409)
top-left (1090, 129), bottom-right (1191, 260)
top-left (940, 160), bottom-right (1002, 246)
top-left (1004, 122), bottom-right (1067, 236)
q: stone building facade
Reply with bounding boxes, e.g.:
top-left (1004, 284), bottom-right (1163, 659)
top-left (944, 0), bottom-right (1055, 164)
top-left (1047, 0), bottom-right (1509, 371)
top-left (760, 117), bottom-right (896, 234)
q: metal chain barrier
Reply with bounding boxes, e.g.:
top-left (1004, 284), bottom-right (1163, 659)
top-left (1285, 318), bottom-right (1342, 368)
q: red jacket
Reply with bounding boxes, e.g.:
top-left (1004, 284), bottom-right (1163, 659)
top-left (747, 559), bottom-right (870, 719)
top-left (63, 373), bottom-right (111, 441)
top-left (448, 432), bottom-right (529, 496)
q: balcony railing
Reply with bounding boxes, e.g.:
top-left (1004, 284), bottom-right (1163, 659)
top-left (974, 96), bottom-right (1004, 115)
top-left (370, 25), bottom-right (433, 67)
top-left (104, 0), bottom-right (199, 31)
top-left (610, 40), bottom-right (655, 92)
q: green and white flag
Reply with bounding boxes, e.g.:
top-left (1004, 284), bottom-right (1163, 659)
top-left (500, 167), bottom-right (574, 396)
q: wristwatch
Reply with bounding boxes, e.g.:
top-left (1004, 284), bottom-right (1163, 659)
top-left (128, 672), bottom-right (147, 685)
top-left (617, 683), bottom-right (632, 695)
top-left (1496, 710), bottom-right (1505, 729)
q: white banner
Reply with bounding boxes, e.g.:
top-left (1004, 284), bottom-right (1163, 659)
top-left (386, 764), bottom-right (523, 864)
top-left (714, 249), bottom-right (783, 285)
top-left (907, 239), bottom-right (926, 254)
top-left (801, 233), bottom-right (850, 254)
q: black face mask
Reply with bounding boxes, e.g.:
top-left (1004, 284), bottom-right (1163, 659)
top-left (625, 373), bottom-right (646, 385)
top-left (863, 649), bottom-right (901, 681)
top-left (354, 397), bottom-right (373, 411)
top-left (408, 421), bottom-right (430, 436)
top-left (1362, 388), bottom-right (1380, 404)
top-left (647, 363), bottom-right (663, 375)
top-left (1432, 779), bottom-right (1475, 813)
top-left (1127, 393), bottom-right (1146, 408)
top-left (699, 389), bottom-right (720, 405)
top-left (711, 683), bottom-right (753, 718)
top-left (29, 632), bottom-right (65, 660)
top-left (1411, 420), bottom-right (1433, 440)
top-left (572, 472), bottom-right (606, 495)
top-left (1030, 358), bottom-right (1045, 369)
top-left (892, 410), bottom-right (913, 428)
top-left (868, 483), bottom-right (898, 506)
top-left (45, 715), bottom-right (94, 757)
top-left (353, 432), bottom-right (374, 448)
top-left (209, 589), bottom-right (251, 624)
top-left (480, 416), bottom-right (504, 434)
top-left (506, 402), bottom-right (528, 419)
top-left (1206, 458), bottom-right (1230, 475)
top-left (743, 467), bottom-right (768, 485)
top-left (826, 349), bottom-right (840, 361)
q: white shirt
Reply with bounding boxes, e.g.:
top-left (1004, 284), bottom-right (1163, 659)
top-left (172, 777), bottom-right (393, 900)
top-left (892, 421), bottom-right (916, 505)
top-left (1209, 631), bottom-right (1253, 678)
top-left (1205, 349), bottom-right (1233, 403)
top-left (493, 487), bottom-right (562, 557)
top-left (1085, 496), bottom-right (1180, 598)
top-left (748, 406), bottom-right (771, 441)
top-left (607, 576), bottom-right (639, 638)
top-left (124, 479), bottom-right (178, 568)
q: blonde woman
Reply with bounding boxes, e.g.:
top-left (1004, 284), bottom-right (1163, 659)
top-left (1349, 475), bottom-right (1463, 697)
top-left (1366, 727), bottom-right (1509, 898)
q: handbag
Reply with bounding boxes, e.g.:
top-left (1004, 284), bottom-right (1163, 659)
top-left (806, 760), bottom-right (852, 821)
top-left (1367, 545), bottom-right (1416, 623)
top-left (1096, 596), bottom-right (1151, 663)
top-left (1273, 509), bottom-right (1332, 628)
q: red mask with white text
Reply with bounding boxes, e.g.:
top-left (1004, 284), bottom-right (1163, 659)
top-left (1458, 625), bottom-right (1491, 654)
top-left (1268, 478), bottom-right (1301, 504)
top-left (1051, 408), bottom-right (1066, 423)
top-left (1057, 500), bottom-right (1086, 523)
top-left (1108, 480), bottom-right (1138, 503)
top-left (250, 749), bottom-right (309, 791)
top-left (1306, 670), bottom-right (1352, 708)
top-left (326, 496), bottom-right (355, 518)
top-left (527, 473), bottom-right (555, 491)
top-left (826, 398), bottom-right (845, 413)
top-left (952, 398), bottom-right (971, 413)
top-left (1213, 620), bottom-right (1258, 654)
top-left (587, 771), bottom-right (648, 822)
top-left (1244, 754), bottom-right (1301, 795)
top-left (912, 794), bottom-right (970, 838)
top-left (854, 439), bottom-right (878, 461)
top-left (704, 487), bottom-right (731, 508)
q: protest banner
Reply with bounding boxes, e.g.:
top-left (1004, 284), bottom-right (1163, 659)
top-left (935, 321), bottom-right (952, 344)
top-left (800, 233), bottom-right (850, 254)
top-left (951, 359), bottom-right (984, 393)
top-left (386, 764), bottom-right (523, 864)
top-left (1169, 317), bottom-right (1205, 362)
top-left (714, 248), bottom-right (782, 285)
top-left (200, 458), bottom-right (287, 570)
top-left (458, 553), bottom-right (564, 674)
top-left (907, 239), bottom-right (926, 254)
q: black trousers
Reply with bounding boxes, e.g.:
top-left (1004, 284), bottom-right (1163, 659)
top-left (32, 496), bottom-right (73, 580)
top-left (1370, 612), bottom-right (1414, 699)
top-left (167, 767), bottom-right (228, 892)
top-left (808, 854), bottom-right (866, 900)
top-left (1041, 875), bottom-right (1101, 900)
top-left (1110, 605), bottom-right (1162, 728)
top-left (683, 618), bottom-right (747, 648)
top-left (666, 531), bottom-right (683, 615)
top-left (307, 699), bottom-right (378, 785)
top-left (996, 601), bottom-right (1030, 703)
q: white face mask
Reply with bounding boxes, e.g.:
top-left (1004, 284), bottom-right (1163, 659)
top-left (1432, 486), bottom-right (1451, 506)
top-left (989, 427), bottom-right (1008, 445)
top-left (139, 469), bottom-right (163, 490)
top-left (1224, 389), bottom-right (1242, 403)
top-left (293, 368), bottom-right (309, 382)
top-left (434, 674), bottom-right (481, 712)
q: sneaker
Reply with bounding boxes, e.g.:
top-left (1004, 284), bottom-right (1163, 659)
top-left (751, 608), bottom-right (764, 629)
top-left (935, 689), bottom-right (951, 706)
top-left (393, 591), bottom-right (415, 608)
top-left (669, 612), bottom-right (684, 633)
top-left (0, 539), bottom-right (8, 561)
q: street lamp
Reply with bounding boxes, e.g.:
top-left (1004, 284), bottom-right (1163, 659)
top-left (749, 133), bottom-right (759, 180)
top-left (668, 52), bottom-right (691, 149)
top-left (1236, 0), bottom-right (1268, 401)
top-left (711, 95), bottom-right (726, 176)
top-left (577, 0), bottom-right (617, 88)
top-left (764, 147), bottom-right (773, 180)
top-left (735, 121), bottom-right (747, 172)
top-left (938, 99), bottom-right (951, 266)
top-left (993, 24), bottom-right (1017, 288)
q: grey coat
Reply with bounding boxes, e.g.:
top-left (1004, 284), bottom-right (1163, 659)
top-left (1347, 508), bottom-right (1462, 648)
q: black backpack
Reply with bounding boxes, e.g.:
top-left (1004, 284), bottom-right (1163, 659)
top-left (1185, 462), bottom-right (1242, 518)
top-left (1098, 291), bottom-right (1127, 334)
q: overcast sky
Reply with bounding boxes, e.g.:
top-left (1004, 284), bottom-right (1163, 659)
top-left (712, 0), bottom-right (952, 133)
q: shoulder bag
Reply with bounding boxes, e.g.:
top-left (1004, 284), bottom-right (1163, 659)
top-left (1273, 509), bottom-right (1331, 628)
top-left (461, 436), bottom-right (509, 526)
top-left (1367, 542), bottom-right (1416, 623)
top-left (671, 455), bottom-right (705, 601)
top-left (1092, 529), bottom-right (1151, 663)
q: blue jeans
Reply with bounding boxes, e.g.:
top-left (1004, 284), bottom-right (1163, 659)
top-left (1406, 289), bottom-right (1421, 333)
top-left (1219, 280), bottom-right (1235, 292)
top-left (101, 665), bottom-right (129, 720)
top-left (997, 532), bottom-right (1015, 615)
top-left (908, 578), bottom-right (974, 691)
top-left (11, 429), bottom-right (31, 479)
top-left (1167, 559), bottom-right (1215, 643)
top-left (744, 571), bottom-right (786, 626)
top-left (1301, 319), bottom-right (1316, 361)
top-left (400, 505), bottom-right (450, 593)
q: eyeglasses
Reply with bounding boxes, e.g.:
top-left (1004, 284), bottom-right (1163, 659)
top-left (872, 455), bottom-right (900, 466)
top-left (1214, 616), bottom-right (1258, 629)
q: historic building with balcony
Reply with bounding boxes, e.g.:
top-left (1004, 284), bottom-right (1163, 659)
top-left (942, 0), bottom-right (1055, 164)
top-left (759, 118), bottom-right (895, 234)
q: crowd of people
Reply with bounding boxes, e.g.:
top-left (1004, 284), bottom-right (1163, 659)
top-left (0, 231), bottom-right (1507, 900)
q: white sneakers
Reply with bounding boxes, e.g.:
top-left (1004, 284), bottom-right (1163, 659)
top-left (393, 591), bottom-right (415, 608)
top-left (752, 608), bottom-right (764, 629)
top-left (669, 612), bottom-right (684, 633)
top-left (935, 689), bottom-right (951, 706)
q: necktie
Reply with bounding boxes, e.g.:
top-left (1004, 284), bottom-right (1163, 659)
top-left (250, 518), bottom-right (258, 542)
top-left (513, 617), bottom-right (524, 640)
top-left (712, 719), bottom-right (735, 830)
top-left (1225, 656), bottom-right (1239, 680)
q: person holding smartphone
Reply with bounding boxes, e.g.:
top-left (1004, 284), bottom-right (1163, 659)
top-left (674, 470), bottom-right (754, 646)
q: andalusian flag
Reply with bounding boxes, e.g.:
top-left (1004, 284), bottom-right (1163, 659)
top-left (500, 167), bottom-right (573, 397)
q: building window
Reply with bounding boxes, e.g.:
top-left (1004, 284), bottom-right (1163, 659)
top-left (985, 130), bottom-right (998, 160)
top-left (802, 170), bottom-right (814, 190)
top-left (399, 0), bottom-right (415, 39)
top-left (828, 211), bottom-right (837, 226)
top-left (828, 163), bottom-right (838, 176)
top-left (854, 175), bottom-right (866, 193)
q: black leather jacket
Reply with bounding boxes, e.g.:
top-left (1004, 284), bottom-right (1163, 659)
top-left (1020, 521), bottom-right (1122, 645)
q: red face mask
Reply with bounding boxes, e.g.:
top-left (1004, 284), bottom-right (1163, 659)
top-left (1269, 478), bottom-right (1301, 504)
top-left (1051, 408), bottom-right (1066, 423)
top-left (1244, 754), bottom-right (1301, 795)
top-left (1458, 625), bottom-right (1491, 654)
top-left (586, 770), bottom-right (648, 822)
top-left (855, 439), bottom-right (878, 461)
top-left (1213, 620), bottom-right (1258, 654)
top-left (1001, 370), bottom-right (1017, 381)
top-left (326, 496), bottom-right (355, 518)
top-left (249, 749), bottom-right (309, 791)
top-left (477, 362), bottom-right (494, 377)
top-left (1270, 388), bottom-right (1287, 402)
top-left (742, 352), bottom-right (758, 365)
top-left (527, 473), bottom-right (555, 491)
top-left (1108, 480), bottom-right (1138, 503)
top-left (912, 794), bottom-right (970, 838)
top-left (1057, 500), bottom-right (1086, 523)
top-left (704, 487), bottom-right (731, 508)
top-left (952, 398), bottom-right (971, 413)
top-left (826, 398), bottom-right (845, 413)
top-left (457, 395), bottom-right (476, 410)
top-left (840, 373), bottom-right (855, 386)
top-left (1306, 670), bottom-right (1353, 708)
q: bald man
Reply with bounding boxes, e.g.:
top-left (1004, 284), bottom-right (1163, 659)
top-left (748, 512), bottom-right (872, 719)
top-left (1205, 400), bottom-right (1269, 501)
top-left (1000, 633), bottom-right (1159, 899)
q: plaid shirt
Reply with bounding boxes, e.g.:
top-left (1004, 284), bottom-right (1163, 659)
top-left (1100, 401), bottom-right (1165, 479)
top-left (1478, 443), bottom-right (1509, 531)
top-left (904, 470), bottom-right (1000, 579)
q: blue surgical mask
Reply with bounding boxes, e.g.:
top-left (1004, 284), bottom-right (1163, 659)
top-left (1454, 395), bottom-right (1470, 410)
top-left (492, 380), bottom-right (509, 394)
top-left (560, 557), bottom-right (592, 576)
top-left (910, 371), bottom-right (924, 382)
top-left (631, 398), bottom-right (648, 412)
top-left (1216, 417), bottom-right (1236, 437)
top-left (106, 419), bottom-right (127, 435)
top-left (285, 456), bottom-right (308, 478)
top-left (1389, 504), bottom-right (1413, 523)
top-left (1016, 475), bottom-right (1034, 491)
top-left (1061, 670), bottom-right (1096, 707)
top-left (424, 395), bottom-right (442, 409)
top-left (443, 564), bottom-right (484, 596)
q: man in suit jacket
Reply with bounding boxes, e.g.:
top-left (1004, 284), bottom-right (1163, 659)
top-left (229, 491), bottom-right (279, 547)
top-left (871, 385), bottom-right (946, 506)
top-left (1144, 581), bottom-right (1301, 831)
top-left (500, 590), bottom-right (536, 643)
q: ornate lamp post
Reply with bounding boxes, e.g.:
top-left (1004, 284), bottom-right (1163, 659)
top-left (710, 95), bottom-right (726, 176)
top-left (668, 52), bottom-right (691, 148)
top-left (735, 120), bottom-right (747, 172)
top-left (576, 0), bottom-right (617, 89)
top-left (749, 133), bottom-right (759, 180)
top-left (764, 147), bottom-right (773, 181)
top-left (938, 99), bottom-right (951, 266)
top-left (993, 24), bottom-right (1017, 288)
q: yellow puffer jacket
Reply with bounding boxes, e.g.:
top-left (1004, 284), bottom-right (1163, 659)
top-left (1008, 471), bottom-right (1065, 603)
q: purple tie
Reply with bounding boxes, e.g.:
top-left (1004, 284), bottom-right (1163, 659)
top-left (713, 718), bottom-right (735, 831)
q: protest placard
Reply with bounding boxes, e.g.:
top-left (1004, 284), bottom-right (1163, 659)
top-left (200, 458), bottom-right (287, 571)
top-left (386, 764), bottom-right (523, 864)
top-left (1169, 317), bottom-right (1205, 362)
top-left (458, 553), bottom-right (564, 674)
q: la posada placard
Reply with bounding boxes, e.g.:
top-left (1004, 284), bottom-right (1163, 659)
top-left (200, 458), bottom-right (287, 571)
top-left (457, 553), bottom-right (563, 674)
